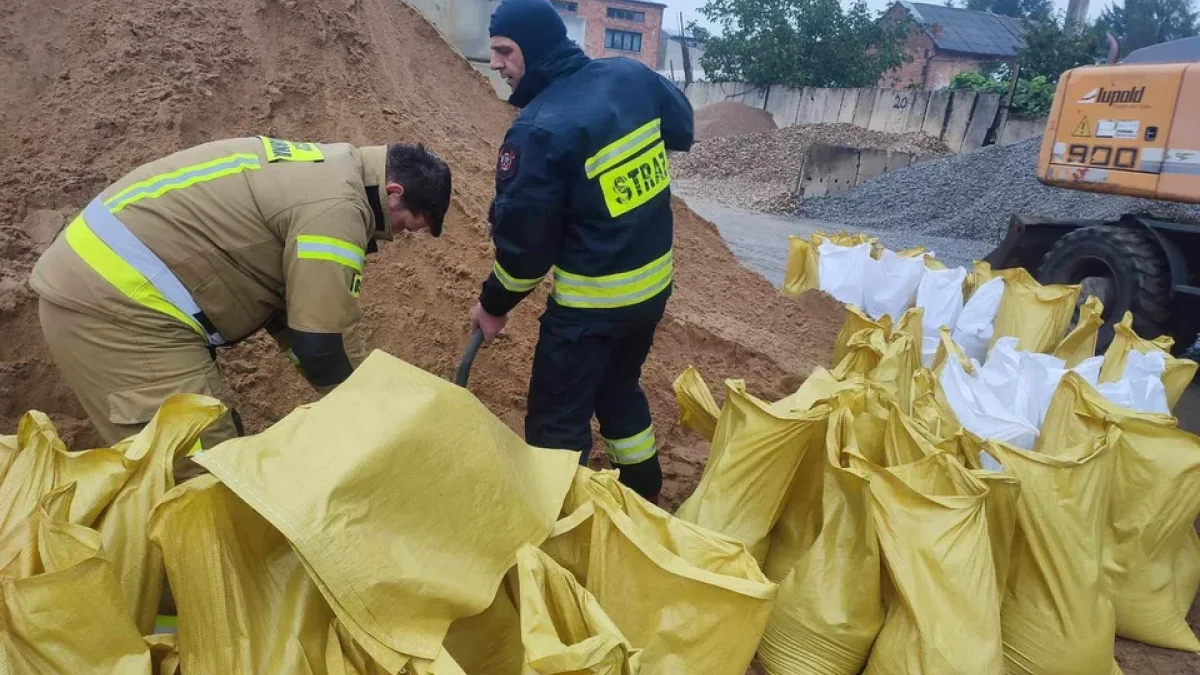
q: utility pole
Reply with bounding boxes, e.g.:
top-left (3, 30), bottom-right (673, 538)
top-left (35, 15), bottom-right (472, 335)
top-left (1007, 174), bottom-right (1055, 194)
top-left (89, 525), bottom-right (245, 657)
top-left (678, 12), bottom-right (694, 87)
top-left (1065, 0), bottom-right (1090, 35)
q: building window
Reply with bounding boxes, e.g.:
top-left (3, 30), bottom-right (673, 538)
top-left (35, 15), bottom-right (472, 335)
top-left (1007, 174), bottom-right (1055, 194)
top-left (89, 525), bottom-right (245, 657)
top-left (605, 29), bottom-right (643, 52)
top-left (606, 7), bottom-right (645, 22)
top-left (551, 1), bottom-right (577, 11)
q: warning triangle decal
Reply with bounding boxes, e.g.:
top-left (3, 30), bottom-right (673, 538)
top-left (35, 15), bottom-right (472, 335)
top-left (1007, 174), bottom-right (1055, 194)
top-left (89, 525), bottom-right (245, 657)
top-left (1072, 117), bottom-right (1091, 137)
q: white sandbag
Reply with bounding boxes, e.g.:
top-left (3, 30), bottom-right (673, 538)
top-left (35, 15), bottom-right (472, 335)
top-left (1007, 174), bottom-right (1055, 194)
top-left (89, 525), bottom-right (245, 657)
top-left (915, 266), bottom-right (968, 367)
top-left (1072, 356), bottom-right (1104, 385)
top-left (818, 241), bottom-right (873, 308)
top-left (952, 277), bottom-right (1005, 364)
top-left (864, 250), bottom-right (927, 322)
top-left (939, 355), bottom-right (1040, 450)
top-left (1094, 350), bottom-right (1170, 414)
top-left (978, 338), bottom-right (1067, 430)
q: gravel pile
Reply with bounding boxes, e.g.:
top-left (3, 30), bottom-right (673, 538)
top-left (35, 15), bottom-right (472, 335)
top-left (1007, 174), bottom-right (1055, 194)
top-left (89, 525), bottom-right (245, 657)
top-left (672, 123), bottom-right (949, 212)
top-left (694, 101), bottom-right (778, 141)
top-left (797, 136), bottom-right (1200, 242)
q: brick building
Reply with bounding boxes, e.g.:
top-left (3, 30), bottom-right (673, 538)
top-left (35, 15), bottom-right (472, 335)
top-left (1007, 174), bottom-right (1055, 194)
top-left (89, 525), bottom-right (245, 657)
top-left (550, 0), bottom-right (666, 69)
top-left (881, 1), bottom-right (1028, 90)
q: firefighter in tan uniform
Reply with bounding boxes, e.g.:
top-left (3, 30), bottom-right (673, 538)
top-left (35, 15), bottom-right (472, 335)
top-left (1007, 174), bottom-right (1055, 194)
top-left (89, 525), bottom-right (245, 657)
top-left (29, 136), bottom-right (453, 466)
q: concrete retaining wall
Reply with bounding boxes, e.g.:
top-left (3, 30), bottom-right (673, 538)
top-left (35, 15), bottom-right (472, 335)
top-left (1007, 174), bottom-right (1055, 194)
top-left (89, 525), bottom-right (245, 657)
top-left (682, 82), bottom-right (1048, 153)
top-left (799, 144), bottom-right (932, 198)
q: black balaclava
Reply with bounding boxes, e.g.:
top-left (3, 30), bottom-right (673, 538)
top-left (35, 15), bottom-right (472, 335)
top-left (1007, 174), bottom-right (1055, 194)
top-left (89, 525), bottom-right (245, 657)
top-left (489, 0), bottom-right (588, 108)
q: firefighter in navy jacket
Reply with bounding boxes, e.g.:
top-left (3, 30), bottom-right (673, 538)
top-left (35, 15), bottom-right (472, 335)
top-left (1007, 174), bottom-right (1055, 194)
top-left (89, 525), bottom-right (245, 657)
top-left (470, 0), bottom-right (695, 503)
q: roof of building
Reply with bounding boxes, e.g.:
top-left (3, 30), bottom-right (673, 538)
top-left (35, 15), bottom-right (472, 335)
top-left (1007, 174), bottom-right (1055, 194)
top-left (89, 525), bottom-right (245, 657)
top-left (605, 0), bottom-right (669, 8)
top-left (899, 1), bottom-right (1028, 58)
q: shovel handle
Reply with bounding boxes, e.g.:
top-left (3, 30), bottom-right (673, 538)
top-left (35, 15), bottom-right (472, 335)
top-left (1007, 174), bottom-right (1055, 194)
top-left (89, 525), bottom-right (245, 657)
top-left (455, 329), bottom-right (486, 388)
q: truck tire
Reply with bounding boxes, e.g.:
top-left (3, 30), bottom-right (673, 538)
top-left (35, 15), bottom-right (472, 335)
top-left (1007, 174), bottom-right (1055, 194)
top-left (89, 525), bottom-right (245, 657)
top-left (1036, 224), bottom-right (1172, 352)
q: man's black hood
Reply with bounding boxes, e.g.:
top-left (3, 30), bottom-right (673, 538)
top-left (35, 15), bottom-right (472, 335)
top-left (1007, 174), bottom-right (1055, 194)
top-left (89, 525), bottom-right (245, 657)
top-left (508, 41), bottom-right (590, 108)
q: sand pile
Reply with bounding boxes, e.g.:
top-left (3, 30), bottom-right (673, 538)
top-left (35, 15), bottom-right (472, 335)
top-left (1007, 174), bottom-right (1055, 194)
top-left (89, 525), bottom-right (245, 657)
top-left (672, 122), bottom-right (950, 213)
top-left (694, 101), bottom-right (778, 142)
top-left (0, 0), bottom-right (843, 505)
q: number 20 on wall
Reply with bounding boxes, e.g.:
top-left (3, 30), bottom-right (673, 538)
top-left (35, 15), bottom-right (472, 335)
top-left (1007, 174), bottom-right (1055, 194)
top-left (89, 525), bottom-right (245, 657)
top-left (1066, 143), bottom-right (1139, 169)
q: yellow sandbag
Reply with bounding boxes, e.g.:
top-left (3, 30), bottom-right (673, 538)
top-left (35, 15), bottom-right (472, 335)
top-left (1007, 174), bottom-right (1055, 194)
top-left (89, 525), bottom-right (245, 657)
top-left (148, 474), bottom-right (338, 674)
top-left (194, 350), bottom-right (579, 662)
top-left (0, 411), bottom-right (132, 537)
top-left (757, 407), bottom-right (883, 675)
top-left (444, 581), bottom-right (525, 675)
top-left (783, 233), bottom-right (874, 296)
top-left (673, 366), bottom-right (721, 442)
top-left (675, 379), bottom-right (829, 564)
top-left (145, 634), bottom-right (180, 675)
top-left (1043, 373), bottom-right (1200, 651)
top-left (990, 267), bottom-right (1080, 354)
top-left (547, 470), bottom-right (776, 675)
top-left (833, 330), bottom-right (920, 412)
top-left (517, 545), bottom-right (642, 674)
top-left (94, 394), bottom-right (225, 634)
top-left (834, 306), bottom-right (892, 365)
top-left (853, 450), bottom-right (1003, 675)
top-left (0, 485), bottom-right (153, 675)
top-left (986, 377), bottom-right (1123, 675)
top-left (1100, 312), bottom-right (1199, 409)
top-left (1053, 296), bottom-right (1104, 366)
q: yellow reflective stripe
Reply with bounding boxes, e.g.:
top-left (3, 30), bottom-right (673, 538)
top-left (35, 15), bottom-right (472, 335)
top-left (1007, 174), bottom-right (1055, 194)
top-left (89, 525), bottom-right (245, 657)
top-left (296, 235), bottom-right (365, 272)
top-left (552, 250), bottom-right (673, 309)
top-left (493, 262), bottom-right (542, 293)
top-left (104, 154), bottom-right (261, 213)
top-left (604, 426), bottom-right (657, 465)
top-left (585, 119), bottom-right (662, 179)
top-left (64, 217), bottom-right (206, 337)
top-left (261, 137), bottom-right (325, 163)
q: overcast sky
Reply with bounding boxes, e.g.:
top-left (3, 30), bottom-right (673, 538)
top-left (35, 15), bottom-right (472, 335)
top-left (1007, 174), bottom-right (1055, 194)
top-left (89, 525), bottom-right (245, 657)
top-left (662, 0), bottom-right (1114, 33)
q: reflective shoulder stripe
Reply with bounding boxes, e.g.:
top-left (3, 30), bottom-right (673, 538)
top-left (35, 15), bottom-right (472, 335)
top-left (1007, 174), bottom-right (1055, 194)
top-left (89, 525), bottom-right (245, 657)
top-left (65, 200), bottom-right (221, 343)
top-left (585, 119), bottom-right (662, 180)
top-left (104, 153), bottom-right (261, 213)
top-left (552, 250), bottom-right (673, 310)
top-left (296, 234), bottom-right (366, 272)
top-left (603, 426), bottom-right (657, 465)
top-left (492, 262), bottom-right (542, 293)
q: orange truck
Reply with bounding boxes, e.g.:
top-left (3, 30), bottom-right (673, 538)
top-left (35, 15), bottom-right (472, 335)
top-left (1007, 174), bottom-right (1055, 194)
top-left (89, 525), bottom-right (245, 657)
top-left (985, 37), bottom-right (1200, 353)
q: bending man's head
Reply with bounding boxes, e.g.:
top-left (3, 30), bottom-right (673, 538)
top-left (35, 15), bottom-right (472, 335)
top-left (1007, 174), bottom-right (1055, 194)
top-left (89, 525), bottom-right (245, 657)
top-left (383, 143), bottom-right (452, 238)
top-left (488, 0), bottom-right (569, 91)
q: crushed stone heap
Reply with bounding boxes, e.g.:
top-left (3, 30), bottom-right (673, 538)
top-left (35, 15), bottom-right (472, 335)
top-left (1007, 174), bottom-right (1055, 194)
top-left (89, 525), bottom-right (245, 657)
top-left (798, 135), bottom-right (1200, 242)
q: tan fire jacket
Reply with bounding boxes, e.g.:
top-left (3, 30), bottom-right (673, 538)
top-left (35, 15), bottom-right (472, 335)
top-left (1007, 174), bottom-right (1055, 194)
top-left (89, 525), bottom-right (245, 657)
top-left (30, 136), bottom-right (394, 374)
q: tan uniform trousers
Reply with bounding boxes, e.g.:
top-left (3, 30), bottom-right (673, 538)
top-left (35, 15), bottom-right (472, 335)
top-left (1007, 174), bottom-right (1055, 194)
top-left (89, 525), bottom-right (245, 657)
top-left (38, 298), bottom-right (242, 481)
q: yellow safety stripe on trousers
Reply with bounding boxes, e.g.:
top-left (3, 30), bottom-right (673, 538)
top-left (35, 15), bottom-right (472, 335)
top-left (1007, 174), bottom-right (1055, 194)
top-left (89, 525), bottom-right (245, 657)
top-left (492, 261), bottom-right (542, 293)
top-left (104, 153), bottom-right (262, 213)
top-left (585, 119), bottom-right (662, 180)
top-left (552, 249), bottom-right (673, 310)
top-left (603, 426), bottom-right (656, 465)
top-left (296, 235), bottom-right (366, 272)
top-left (597, 141), bottom-right (670, 218)
top-left (65, 213), bottom-right (208, 340)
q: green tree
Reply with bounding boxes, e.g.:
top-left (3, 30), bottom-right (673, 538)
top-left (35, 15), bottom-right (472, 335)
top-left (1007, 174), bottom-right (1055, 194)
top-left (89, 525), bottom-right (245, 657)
top-left (1099, 0), bottom-right (1199, 54)
top-left (965, 0), bottom-right (1053, 20)
top-left (947, 16), bottom-right (1101, 116)
top-left (697, 0), bottom-right (911, 87)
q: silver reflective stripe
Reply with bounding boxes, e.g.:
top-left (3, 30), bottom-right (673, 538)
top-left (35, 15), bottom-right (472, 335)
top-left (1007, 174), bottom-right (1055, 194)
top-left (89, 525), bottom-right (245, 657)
top-left (296, 241), bottom-right (365, 271)
top-left (585, 120), bottom-right (662, 179)
top-left (83, 198), bottom-right (224, 346)
top-left (553, 252), bottom-right (673, 290)
top-left (1164, 148), bottom-right (1200, 175)
top-left (1052, 142), bottom-right (1067, 161)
